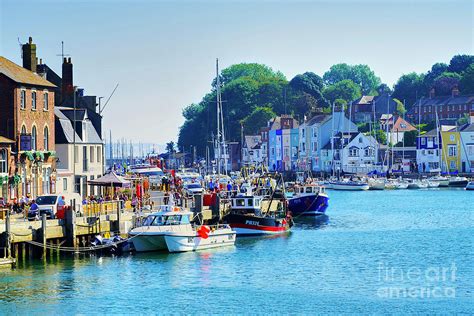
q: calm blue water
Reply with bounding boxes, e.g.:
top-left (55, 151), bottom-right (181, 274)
top-left (1, 189), bottom-right (472, 314)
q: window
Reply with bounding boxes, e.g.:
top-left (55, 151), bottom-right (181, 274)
top-left (97, 146), bottom-right (101, 162)
top-left (20, 90), bottom-right (26, 109)
top-left (31, 126), bottom-right (37, 150)
top-left (43, 92), bottom-right (49, 110)
top-left (450, 160), bottom-right (456, 169)
top-left (31, 91), bottom-right (37, 110)
top-left (74, 146), bottom-right (78, 163)
top-left (468, 145), bottom-right (474, 156)
top-left (302, 143), bottom-right (305, 152)
top-left (448, 145), bottom-right (457, 157)
top-left (43, 126), bottom-right (49, 150)
top-left (312, 142), bottom-right (317, 152)
top-left (349, 148), bottom-right (358, 157)
top-left (0, 149), bottom-right (7, 173)
top-left (90, 146), bottom-right (95, 163)
top-left (421, 138), bottom-right (426, 145)
top-left (83, 146), bottom-right (88, 172)
top-left (364, 147), bottom-right (374, 157)
top-left (21, 125), bottom-right (26, 135)
top-left (63, 178), bottom-right (68, 191)
top-left (359, 137), bottom-right (363, 143)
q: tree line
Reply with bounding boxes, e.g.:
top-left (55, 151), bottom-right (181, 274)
top-left (178, 55), bottom-right (474, 155)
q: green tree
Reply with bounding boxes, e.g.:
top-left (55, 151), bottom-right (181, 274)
top-left (217, 63), bottom-right (286, 87)
top-left (166, 141), bottom-right (176, 153)
top-left (459, 63), bottom-right (474, 94)
top-left (402, 130), bottom-right (418, 146)
top-left (433, 72), bottom-right (461, 95)
top-left (423, 62), bottom-right (448, 89)
top-left (448, 55), bottom-right (474, 73)
top-left (393, 98), bottom-right (406, 116)
top-left (323, 79), bottom-right (362, 104)
top-left (323, 63), bottom-right (381, 94)
top-left (392, 72), bottom-right (425, 110)
top-left (376, 83), bottom-right (392, 95)
top-left (241, 107), bottom-right (276, 135)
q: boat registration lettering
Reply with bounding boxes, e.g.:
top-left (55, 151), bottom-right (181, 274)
top-left (245, 220), bottom-right (260, 226)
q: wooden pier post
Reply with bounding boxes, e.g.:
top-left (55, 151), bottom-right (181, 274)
top-left (5, 209), bottom-right (11, 258)
top-left (41, 214), bottom-right (47, 259)
top-left (117, 201), bottom-right (121, 234)
top-left (66, 200), bottom-right (77, 248)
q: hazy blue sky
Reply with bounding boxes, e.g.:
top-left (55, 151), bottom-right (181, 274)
top-left (1, 0), bottom-right (472, 144)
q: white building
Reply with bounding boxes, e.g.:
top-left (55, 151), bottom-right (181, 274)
top-left (55, 107), bottom-right (104, 198)
top-left (242, 135), bottom-right (264, 166)
top-left (320, 132), bottom-right (379, 174)
top-left (460, 114), bottom-right (474, 173)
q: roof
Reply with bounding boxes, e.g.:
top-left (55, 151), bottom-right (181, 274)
top-left (55, 107), bottom-right (102, 144)
top-left (268, 115), bottom-right (299, 130)
top-left (0, 56), bottom-right (56, 88)
top-left (305, 114), bottom-right (330, 126)
top-left (0, 136), bottom-right (15, 144)
top-left (244, 135), bottom-right (262, 149)
top-left (392, 117), bottom-right (416, 132)
top-left (353, 95), bottom-right (375, 105)
top-left (87, 171), bottom-right (130, 187)
top-left (460, 123), bottom-right (474, 132)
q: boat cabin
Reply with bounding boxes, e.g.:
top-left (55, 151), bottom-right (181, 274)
top-left (294, 184), bottom-right (325, 196)
top-left (230, 195), bottom-right (263, 215)
top-left (142, 205), bottom-right (192, 226)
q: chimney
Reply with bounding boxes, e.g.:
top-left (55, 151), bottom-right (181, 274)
top-left (452, 85), bottom-right (460, 97)
top-left (22, 36), bottom-right (37, 73)
top-left (62, 57), bottom-right (74, 101)
top-left (429, 88), bottom-right (435, 99)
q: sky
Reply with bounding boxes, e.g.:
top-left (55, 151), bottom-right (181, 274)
top-left (1, 0), bottom-right (473, 145)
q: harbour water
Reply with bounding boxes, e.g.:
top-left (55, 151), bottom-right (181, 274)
top-left (1, 189), bottom-right (472, 314)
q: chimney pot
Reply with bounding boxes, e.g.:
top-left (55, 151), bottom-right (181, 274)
top-left (29, 37), bottom-right (32, 44)
top-left (39, 58), bottom-right (42, 64)
top-left (68, 57), bottom-right (71, 63)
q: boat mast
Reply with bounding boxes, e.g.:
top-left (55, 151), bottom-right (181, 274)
top-left (216, 59), bottom-right (221, 175)
top-left (330, 101), bottom-right (335, 177)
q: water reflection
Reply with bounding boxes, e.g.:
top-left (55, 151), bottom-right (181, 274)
top-left (293, 215), bottom-right (329, 230)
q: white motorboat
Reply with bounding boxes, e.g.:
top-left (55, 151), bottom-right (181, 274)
top-left (164, 224), bottom-right (236, 253)
top-left (448, 176), bottom-right (469, 187)
top-left (128, 205), bottom-right (195, 252)
top-left (407, 179), bottom-right (428, 189)
top-left (465, 181), bottom-right (474, 191)
top-left (330, 180), bottom-right (369, 191)
top-left (395, 180), bottom-right (409, 189)
top-left (427, 181), bottom-right (440, 188)
top-left (427, 175), bottom-right (449, 187)
top-left (368, 178), bottom-right (385, 190)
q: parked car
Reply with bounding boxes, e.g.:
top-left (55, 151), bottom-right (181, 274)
top-left (184, 183), bottom-right (204, 196)
top-left (28, 195), bottom-right (66, 220)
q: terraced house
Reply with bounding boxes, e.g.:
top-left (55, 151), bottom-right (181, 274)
top-left (0, 38), bottom-right (56, 200)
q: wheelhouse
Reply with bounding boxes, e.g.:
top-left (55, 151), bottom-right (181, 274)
top-left (230, 195), bottom-right (263, 210)
top-left (295, 184), bottom-right (325, 195)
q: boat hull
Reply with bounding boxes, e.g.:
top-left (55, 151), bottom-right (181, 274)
top-left (129, 233), bottom-right (167, 252)
top-left (449, 180), bottom-right (469, 187)
top-left (288, 193), bottom-right (329, 216)
top-left (465, 182), bottom-right (474, 190)
top-left (164, 230), bottom-right (236, 253)
top-left (224, 214), bottom-right (291, 236)
top-left (331, 183), bottom-right (369, 191)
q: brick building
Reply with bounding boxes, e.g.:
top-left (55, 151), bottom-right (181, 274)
top-left (407, 88), bottom-right (474, 124)
top-left (0, 37), bottom-right (56, 200)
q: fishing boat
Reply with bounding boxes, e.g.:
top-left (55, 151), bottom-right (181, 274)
top-left (330, 179), bottom-right (369, 191)
top-left (448, 176), bottom-right (469, 187)
top-left (407, 179), bottom-right (428, 189)
top-left (223, 195), bottom-right (291, 236)
top-left (368, 178), bottom-right (385, 190)
top-left (465, 181), bottom-right (474, 190)
top-left (287, 183), bottom-right (329, 216)
top-left (164, 224), bottom-right (236, 253)
top-left (128, 205), bottom-right (195, 252)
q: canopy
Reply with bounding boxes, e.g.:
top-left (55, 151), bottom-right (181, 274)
top-left (87, 171), bottom-right (131, 187)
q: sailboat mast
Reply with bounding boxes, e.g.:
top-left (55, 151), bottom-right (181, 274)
top-left (216, 58), bottom-right (221, 174)
top-left (331, 101), bottom-right (335, 177)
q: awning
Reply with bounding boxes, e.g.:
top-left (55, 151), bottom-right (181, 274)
top-left (87, 171), bottom-right (131, 187)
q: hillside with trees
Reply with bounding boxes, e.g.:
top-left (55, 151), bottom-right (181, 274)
top-left (178, 55), bottom-right (474, 155)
